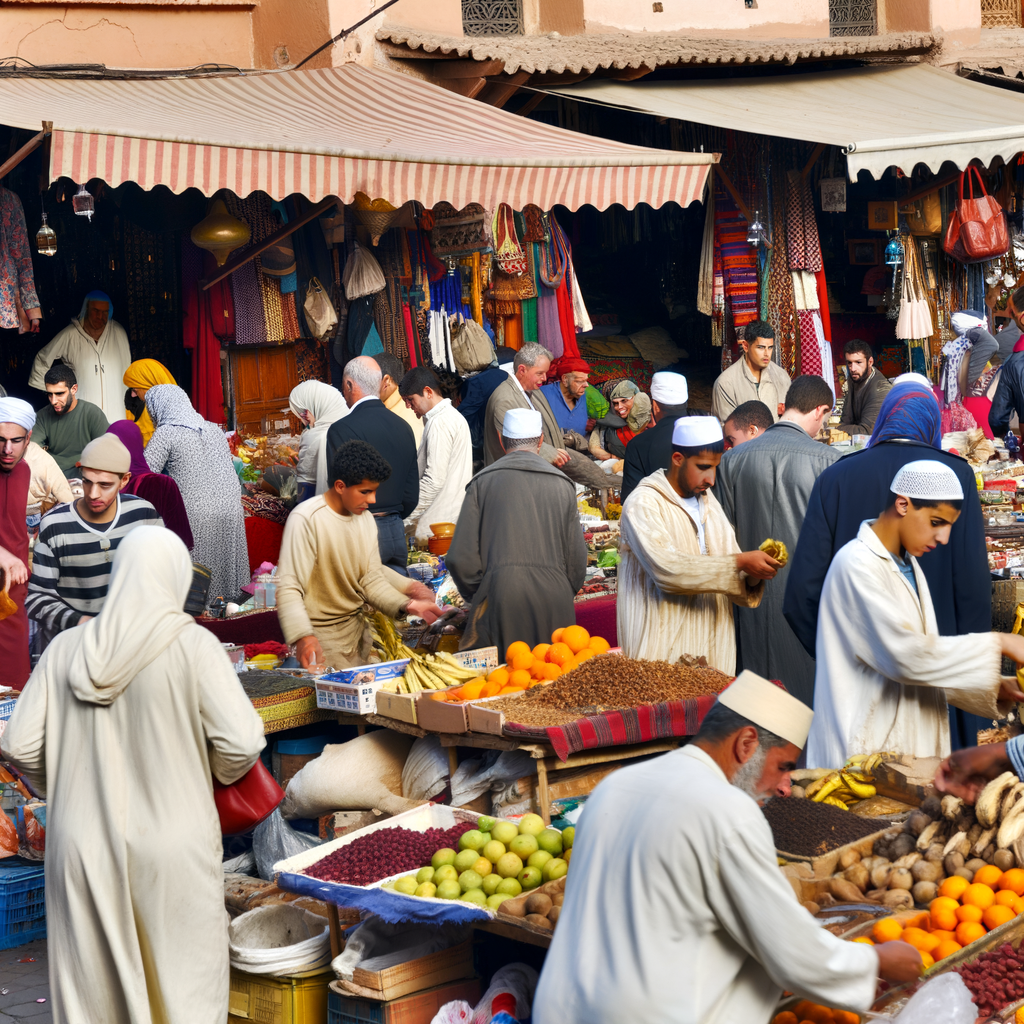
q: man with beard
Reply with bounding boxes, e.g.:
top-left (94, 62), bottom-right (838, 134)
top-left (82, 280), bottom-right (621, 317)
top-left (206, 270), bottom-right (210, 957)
top-left (533, 671), bottom-right (923, 1024)
top-left (32, 363), bottom-right (108, 478)
top-left (838, 339), bottom-right (891, 436)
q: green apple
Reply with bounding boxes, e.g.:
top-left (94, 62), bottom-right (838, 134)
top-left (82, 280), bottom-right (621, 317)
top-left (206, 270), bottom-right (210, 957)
top-left (518, 813), bottom-right (545, 836)
top-left (518, 866), bottom-right (542, 890)
top-left (483, 840), bottom-right (506, 864)
top-left (561, 826), bottom-right (575, 848)
top-left (479, 832), bottom-right (492, 846)
top-left (496, 877), bottom-right (522, 896)
top-left (458, 829), bottom-right (486, 852)
top-left (486, 893), bottom-right (510, 910)
top-left (537, 829), bottom-right (563, 856)
top-left (509, 833), bottom-right (538, 859)
top-left (473, 857), bottom-right (493, 878)
top-left (461, 888), bottom-right (487, 905)
top-left (416, 866), bottom-right (435, 885)
top-left (458, 869), bottom-right (482, 892)
top-left (455, 849), bottom-right (481, 872)
top-left (491, 821), bottom-right (519, 846)
top-left (527, 850), bottom-right (553, 871)
top-left (495, 852), bottom-right (523, 878)
top-left (434, 864), bottom-right (458, 884)
top-left (542, 858), bottom-right (568, 881)
top-left (431, 848), bottom-right (457, 869)
top-left (436, 879), bottom-right (462, 900)
top-left (394, 876), bottom-right (418, 895)
top-left (481, 873), bottom-right (502, 895)
top-left (477, 816), bottom-right (497, 833)
top-left (415, 882), bottom-right (437, 898)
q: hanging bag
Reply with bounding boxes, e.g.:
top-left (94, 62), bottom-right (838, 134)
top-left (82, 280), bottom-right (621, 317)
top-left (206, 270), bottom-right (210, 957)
top-left (901, 193), bottom-right (942, 237)
top-left (214, 759), bottom-right (285, 836)
top-left (538, 215), bottom-right (569, 288)
top-left (303, 277), bottom-right (338, 340)
top-left (943, 168), bottom-right (1009, 263)
top-left (343, 242), bottom-right (386, 300)
top-left (492, 203), bottom-right (527, 276)
top-left (450, 317), bottom-right (495, 374)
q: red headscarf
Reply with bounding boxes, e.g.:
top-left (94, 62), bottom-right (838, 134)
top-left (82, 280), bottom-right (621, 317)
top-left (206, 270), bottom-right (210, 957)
top-left (549, 356), bottom-right (590, 380)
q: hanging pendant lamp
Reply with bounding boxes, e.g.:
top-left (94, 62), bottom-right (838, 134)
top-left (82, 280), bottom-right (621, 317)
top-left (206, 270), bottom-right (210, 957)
top-left (72, 183), bottom-right (94, 222)
top-left (190, 198), bottom-right (251, 266)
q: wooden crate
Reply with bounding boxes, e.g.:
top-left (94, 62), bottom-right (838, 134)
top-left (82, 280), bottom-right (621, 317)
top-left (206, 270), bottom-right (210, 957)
top-left (336, 940), bottom-right (475, 1002)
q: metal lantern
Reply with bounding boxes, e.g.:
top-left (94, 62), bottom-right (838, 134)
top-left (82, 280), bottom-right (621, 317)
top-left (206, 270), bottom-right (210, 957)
top-left (35, 211), bottom-right (56, 257)
top-left (72, 183), bottom-right (94, 222)
top-left (884, 236), bottom-right (903, 267)
top-left (190, 198), bottom-right (251, 266)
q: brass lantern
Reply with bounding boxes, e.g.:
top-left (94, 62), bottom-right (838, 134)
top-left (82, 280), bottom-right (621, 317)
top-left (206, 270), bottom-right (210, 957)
top-left (190, 198), bottom-right (250, 266)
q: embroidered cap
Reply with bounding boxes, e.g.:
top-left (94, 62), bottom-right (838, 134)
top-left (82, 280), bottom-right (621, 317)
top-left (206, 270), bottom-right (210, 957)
top-left (717, 670), bottom-right (814, 749)
top-left (502, 408), bottom-right (543, 439)
top-left (890, 460), bottom-right (964, 502)
top-left (650, 372), bottom-right (688, 406)
top-left (672, 416), bottom-right (723, 449)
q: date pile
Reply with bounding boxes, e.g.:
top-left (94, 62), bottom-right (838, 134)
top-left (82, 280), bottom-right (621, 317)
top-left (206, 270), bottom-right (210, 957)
top-left (304, 822), bottom-right (476, 886)
top-left (956, 943), bottom-right (1024, 1017)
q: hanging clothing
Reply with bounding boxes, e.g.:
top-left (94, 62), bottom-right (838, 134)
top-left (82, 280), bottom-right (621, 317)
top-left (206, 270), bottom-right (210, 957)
top-left (122, 359), bottom-right (177, 446)
top-left (144, 385), bottom-right (249, 602)
top-left (0, 187), bottom-right (41, 331)
top-left (288, 381), bottom-right (349, 494)
top-left (181, 243), bottom-right (228, 424)
top-left (808, 521), bottom-right (1003, 767)
top-left (2, 526), bottom-right (265, 1024)
top-left (407, 398), bottom-right (473, 544)
top-left (0, 459), bottom-right (30, 688)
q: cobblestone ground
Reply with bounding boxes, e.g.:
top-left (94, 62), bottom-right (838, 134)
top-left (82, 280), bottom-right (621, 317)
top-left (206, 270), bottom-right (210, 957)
top-left (0, 940), bottom-right (51, 1024)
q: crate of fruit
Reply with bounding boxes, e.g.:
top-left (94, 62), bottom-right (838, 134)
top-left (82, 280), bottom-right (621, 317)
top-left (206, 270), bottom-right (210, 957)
top-left (274, 803), bottom-right (571, 927)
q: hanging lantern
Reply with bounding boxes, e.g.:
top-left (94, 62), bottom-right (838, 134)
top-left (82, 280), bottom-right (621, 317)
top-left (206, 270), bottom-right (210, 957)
top-left (35, 211), bottom-right (57, 257)
top-left (884, 236), bottom-right (903, 267)
top-left (72, 183), bottom-right (94, 222)
top-left (746, 210), bottom-right (766, 248)
top-left (190, 198), bottom-right (251, 266)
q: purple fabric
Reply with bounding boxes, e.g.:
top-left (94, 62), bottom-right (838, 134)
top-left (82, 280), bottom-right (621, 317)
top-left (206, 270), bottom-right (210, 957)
top-left (536, 284), bottom-right (563, 358)
top-left (106, 420), bottom-right (150, 477)
top-left (231, 256), bottom-right (268, 346)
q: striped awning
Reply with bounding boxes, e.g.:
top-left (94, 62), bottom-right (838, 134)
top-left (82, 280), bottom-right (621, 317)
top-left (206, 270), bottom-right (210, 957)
top-left (0, 64), bottom-right (714, 211)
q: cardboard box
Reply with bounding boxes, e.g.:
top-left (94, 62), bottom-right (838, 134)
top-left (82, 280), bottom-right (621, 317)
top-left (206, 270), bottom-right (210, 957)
top-left (228, 968), bottom-right (333, 1024)
top-left (465, 694), bottom-right (507, 736)
top-left (414, 691), bottom-right (472, 734)
top-left (343, 939), bottom-right (475, 1001)
top-left (317, 659), bottom-right (411, 715)
top-left (374, 690), bottom-right (419, 725)
top-left (328, 979), bottom-right (481, 1024)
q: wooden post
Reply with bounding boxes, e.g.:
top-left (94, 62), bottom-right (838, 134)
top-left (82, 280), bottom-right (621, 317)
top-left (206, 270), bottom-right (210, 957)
top-left (327, 904), bottom-right (343, 959)
top-left (0, 123), bottom-right (52, 182)
top-left (448, 745), bottom-right (459, 778)
top-left (537, 759), bottom-right (551, 825)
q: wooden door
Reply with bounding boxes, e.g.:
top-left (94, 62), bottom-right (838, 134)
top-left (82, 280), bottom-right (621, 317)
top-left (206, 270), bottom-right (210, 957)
top-left (229, 344), bottom-right (300, 435)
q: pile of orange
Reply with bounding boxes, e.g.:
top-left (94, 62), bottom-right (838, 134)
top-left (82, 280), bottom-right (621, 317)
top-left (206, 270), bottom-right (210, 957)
top-left (773, 1003), bottom-right (859, 1024)
top-left (432, 627), bottom-right (611, 704)
top-left (860, 866), bottom-right (1024, 966)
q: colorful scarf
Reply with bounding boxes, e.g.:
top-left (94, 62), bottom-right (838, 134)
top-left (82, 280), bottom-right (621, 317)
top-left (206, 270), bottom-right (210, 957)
top-left (868, 385), bottom-right (941, 449)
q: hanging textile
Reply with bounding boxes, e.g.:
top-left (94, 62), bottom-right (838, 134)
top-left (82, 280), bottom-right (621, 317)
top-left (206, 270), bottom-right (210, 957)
top-left (372, 232), bottom-right (408, 363)
top-left (714, 184), bottom-right (760, 330)
top-left (0, 187), bottom-right (40, 332)
top-left (555, 276), bottom-right (580, 359)
top-left (537, 285), bottom-right (562, 358)
top-left (785, 170), bottom-right (823, 273)
top-left (697, 187), bottom-right (715, 318)
top-left (180, 239), bottom-right (227, 423)
top-left (765, 185), bottom-right (798, 376)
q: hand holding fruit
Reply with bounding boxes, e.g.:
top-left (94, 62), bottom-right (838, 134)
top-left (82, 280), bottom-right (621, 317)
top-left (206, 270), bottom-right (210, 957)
top-left (874, 940), bottom-right (924, 983)
top-left (737, 550), bottom-right (781, 580)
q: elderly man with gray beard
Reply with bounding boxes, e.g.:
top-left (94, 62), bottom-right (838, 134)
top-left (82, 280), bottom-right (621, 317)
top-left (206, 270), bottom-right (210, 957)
top-left (533, 671), bottom-right (922, 1024)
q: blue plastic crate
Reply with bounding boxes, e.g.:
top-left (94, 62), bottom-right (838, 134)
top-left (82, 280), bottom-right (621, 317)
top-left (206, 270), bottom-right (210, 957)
top-left (0, 857), bottom-right (46, 950)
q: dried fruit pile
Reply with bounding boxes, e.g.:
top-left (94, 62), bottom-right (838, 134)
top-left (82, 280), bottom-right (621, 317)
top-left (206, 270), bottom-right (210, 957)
top-left (303, 822), bottom-right (476, 886)
top-left (956, 943), bottom-right (1024, 1017)
top-left (763, 796), bottom-right (882, 857)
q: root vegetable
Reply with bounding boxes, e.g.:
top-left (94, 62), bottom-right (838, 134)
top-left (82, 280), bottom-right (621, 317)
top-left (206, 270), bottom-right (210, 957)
top-left (911, 860), bottom-right (943, 883)
top-left (924, 844), bottom-right (945, 863)
top-left (861, 856), bottom-right (881, 871)
top-left (916, 821), bottom-right (942, 851)
top-left (964, 858), bottom-right (986, 875)
top-left (942, 795), bottom-right (963, 820)
top-left (525, 913), bottom-right (553, 930)
top-left (907, 810), bottom-right (932, 836)
top-left (871, 864), bottom-right (893, 889)
top-left (882, 889), bottom-right (913, 909)
top-left (839, 849), bottom-right (862, 870)
top-left (844, 864), bottom-right (870, 892)
top-left (547, 905), bottom-right (560, 924)
top-left (913, 881), bottom-right (938, 904)
top-left (920, 795), bottom-right (942, 818)
top-left (791, 785), bottom-right (805, 799)
top-left (993, 848), bottom-right (1016, 871)
top-left (955, 866), bottom-right (975, 881)
top-left (802, 900), bottom-right (820, 914)
top-left (894, 852), bottom-right (921, 869)
top-left (891, 834), bottom-right (916, 859)
top-left (865, 888), bottom-right (888, 902)
top-left (525, 893), bottom-right (553, 917)
top-left (889, 868), bottom-right (914, 891)
top-left (498, 894), bottom-right (528, 918)
top-left (944, 853), bottom-right (965, 876)
top-left (830, 878), bottom-right (866, 902)
top-left (875, 836), bottom-right (894, 857)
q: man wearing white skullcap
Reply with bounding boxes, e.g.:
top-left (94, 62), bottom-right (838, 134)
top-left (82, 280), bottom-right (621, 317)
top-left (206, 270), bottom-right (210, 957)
top-left (621, 371), bottom-right (688, 502)
top-left (447, 404), bottom-right (587, 654)
top-left (617, 415), bottom-right (780, 672)
top-left (809, 459), bottom-right (1024, 767)
top-left (0, 397), bottom-right (38, 687)
top-left (535, 670), bottom-right (922, 1024)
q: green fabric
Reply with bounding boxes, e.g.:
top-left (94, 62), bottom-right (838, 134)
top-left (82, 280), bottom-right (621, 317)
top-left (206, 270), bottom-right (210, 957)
top-left (33, 399), bottom-right (110, 478)
top-left (585, 385), bottom-right (609, 421)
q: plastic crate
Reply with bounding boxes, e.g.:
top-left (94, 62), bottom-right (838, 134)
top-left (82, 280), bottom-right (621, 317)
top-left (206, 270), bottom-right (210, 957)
top-left (328, 979), bottom-right (480, 1024)
top-left (228, 968), bottom-right (332, 1024)
top-left (0, 858), bottom-right (46, 950)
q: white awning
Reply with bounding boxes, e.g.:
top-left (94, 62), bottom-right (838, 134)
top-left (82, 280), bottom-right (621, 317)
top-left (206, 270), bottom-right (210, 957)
top-left (546, 63), bottom-right (1024, 180)
top-left (0, 64), bottom-right (714, 210)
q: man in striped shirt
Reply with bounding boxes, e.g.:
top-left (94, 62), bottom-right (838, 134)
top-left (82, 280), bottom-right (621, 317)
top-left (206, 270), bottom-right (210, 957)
top-left (27, 433), bottom-right (162, 648)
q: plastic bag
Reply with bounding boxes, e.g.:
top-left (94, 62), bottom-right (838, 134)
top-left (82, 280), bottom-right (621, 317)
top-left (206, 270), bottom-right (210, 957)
top-left (15, 800), bottom-right (44, 861)
top-left (252, 808), bottom-right (322, 880)
top-left (0, 808), bottom-right (17, 859)
top-left (876, 973), bottom-right (976, 1024)
top-left (450, 750), bottom-right (536, 809)
top-left (402, 736), bottom-right (450, 803)
top-left (470, 963), bottom-right (538, 1024)
top-left (431, 1003), bottom-right (473, 1024)
top-left (229, 904), bottom-right (330, 976)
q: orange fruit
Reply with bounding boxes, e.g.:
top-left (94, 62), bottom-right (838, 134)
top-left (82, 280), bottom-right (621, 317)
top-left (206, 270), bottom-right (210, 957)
top-left (541, 663), bottom-right (561, 680)
top-left (575, 648), bottom-right (596, 664)
top-left (984, 904), bottom-right (1016, 930)
top-left (935, 939), bottom-right (963, 960)
top-left (527, 679), bottom-right (546, 688)
top-left (588, 635), bottom-right (611, 654)
top-left (928, 929), bottom-right (956, 944)
top-left (902, 927), bottom-right (940, 954)
top-left (561, 624), bottom-right (591, 654)
top-left (481, 679), bottom-right (503, 698)
top-left (508, 669), bottom-right (532, 689)
top-left (529, 660), bottom-right (547, 679)
top-left (955, 921), bottom-right (986, 946)
top-left (974, 865), bottom-right (1004, 889)
top-left (930, 896), bottom-right (960, 914)
top-left (955, 903), bottom-right (984, 924)
top-left (498, 685), bottom-right (527, 695)
top-left (510, 649), bottom-right (534, 671)
top-left (807, 1009), bottom-right (834, 1024)
top-left (773, 1013), bottom-right (799, 1024)
top-left (904, 911), bottom-right (930, 930)
top-left (995, 889), bottom-right (1019, 908)
top-left (487, 667), bottom-right (510, 687)
top-left (547, 643), bottom-right (574, 666)
top-left (939, 876), bottom-right (970, 901)
top-left (919, 951), bottom-right (935, 971)
top-left (872, 918), bottom-right (904, 943)
top-left (962, 883), bottom-right (996, 911)
top-left (459, 678), bottom-right (486, 701)
top-left (852, 936), bottom-right (874, 945)
top-left (1013, 897), bottom-right (1024, 915)
top-left (791, 1005), bottom-right (814, 1022)
top-left (506, 640), bottom-right (530, 664)
top-left (550, 627), bottom-right (565, 644)
top-left (532, 643), bottom-right (551, 662)
top-left (834, 1012), bottom-right (861, 1024)
top-left (999, 868), bottom-right (1024, 896)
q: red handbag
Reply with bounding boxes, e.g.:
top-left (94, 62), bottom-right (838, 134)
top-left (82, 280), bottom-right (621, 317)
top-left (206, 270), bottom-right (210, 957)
top-left (943, 167), bottom-right (1009, 263)
top-left (213, 759), bottom-right (284, 835)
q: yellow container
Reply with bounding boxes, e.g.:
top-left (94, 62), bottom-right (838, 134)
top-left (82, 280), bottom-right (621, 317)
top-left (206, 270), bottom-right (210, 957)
top-left (228, 968), bottom-right (333, 1024)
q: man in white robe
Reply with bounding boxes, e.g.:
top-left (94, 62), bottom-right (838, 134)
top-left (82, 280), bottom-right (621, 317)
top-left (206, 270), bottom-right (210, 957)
top-left (29, 290), bottom-right (132, 420)
top-left (534, 671), bottom-right (923, 1024)
top-left (617, 416), bottom-right (779, 673)
top-left (809, 460), bottom-right (1024, 767)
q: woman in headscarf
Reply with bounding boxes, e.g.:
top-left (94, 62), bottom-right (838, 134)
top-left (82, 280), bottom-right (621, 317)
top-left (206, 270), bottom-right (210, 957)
top-left (106, 419), bottom-right (194, 550)
top-left (589, 380), bottom-right (652, 461)
top-left (868, 381), bottom-right (942, 449)
top-left (288, 380), bottom-right (348, 501)
top-left (123, 358), bottom-right (176, 445)
top-left (144, 384), bottom-right (250, 601)
top-left (1, 526), bottom-right (265, 1024)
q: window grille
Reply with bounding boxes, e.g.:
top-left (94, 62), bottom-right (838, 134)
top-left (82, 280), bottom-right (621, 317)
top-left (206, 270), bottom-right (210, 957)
top-left (462, 0), bottom-right (523, 36)
top-left (829, 0), bottom-right (877, 36)
top-left (981, 0), bottom-right (1021, 28)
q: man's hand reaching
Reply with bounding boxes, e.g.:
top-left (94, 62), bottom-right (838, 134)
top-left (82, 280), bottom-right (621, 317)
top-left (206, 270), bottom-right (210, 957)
top-left (406, 598), bottom-right (444, 624)
top-left (736, 550), bottom-right (781, 580)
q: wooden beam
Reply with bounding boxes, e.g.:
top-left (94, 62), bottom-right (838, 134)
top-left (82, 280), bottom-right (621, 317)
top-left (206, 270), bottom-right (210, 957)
top-left (478, 69), bottom-right (531, 108)
top-left (439, 77), bottom-right (489, 99)
top-left (514, 91), bottom-right (546, 117)
top-left (531, 71), bottom-right (593, 87)
top-left (900, 168), bottom-right (965, 205)
top-left (601, 64), bottom-right (654, 81)
top-left (432, 58), bottom-right (505, 78)
top-left (800, 142), bottom-right (826, 181)
top-left (200, 196), bottom-right (339, 291)
top-left (0, 123), bottom-right (51, 182)
top-left (713, 165), bottom-right (752, 223)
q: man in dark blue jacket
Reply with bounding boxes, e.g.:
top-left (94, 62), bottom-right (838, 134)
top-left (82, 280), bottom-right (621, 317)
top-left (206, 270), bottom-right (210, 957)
top-left (621, 371), bottom-right (688, 502)
top-left (326, 356), bottom-right (419, 575)
top-left (990, 286), bottom-right (1024, 438)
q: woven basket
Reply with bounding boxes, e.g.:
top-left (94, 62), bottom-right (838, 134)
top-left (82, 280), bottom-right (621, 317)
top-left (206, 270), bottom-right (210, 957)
top-left (353, 207), bottom-right (399, 246)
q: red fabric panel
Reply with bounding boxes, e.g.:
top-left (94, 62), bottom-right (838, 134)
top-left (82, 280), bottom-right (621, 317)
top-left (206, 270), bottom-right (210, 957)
top-left (0, 462), bottom-right (30, 689)
top-left (245, 517), bottom-right (284, 575)
top-left (555, 276), bottom-right (580, 358)
top-left (197, 608), bottom-right (285, 645)
top-left (574, 594), bottom-right (617, 648)
top-left (962, 396), bottom-right (994, 439)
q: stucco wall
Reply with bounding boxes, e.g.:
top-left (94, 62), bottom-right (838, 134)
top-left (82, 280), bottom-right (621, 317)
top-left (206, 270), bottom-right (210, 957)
top-left (252, 0), bottom-right (332, 68)
top-left (583, 0), bottom-right (830, 37)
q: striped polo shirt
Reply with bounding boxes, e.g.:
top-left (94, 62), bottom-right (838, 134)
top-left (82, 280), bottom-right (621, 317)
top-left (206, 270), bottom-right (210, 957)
top-left (26, 493), bottom-right (163, 644)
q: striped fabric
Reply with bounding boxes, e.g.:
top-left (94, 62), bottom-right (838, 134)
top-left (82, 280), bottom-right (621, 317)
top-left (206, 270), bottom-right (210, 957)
top-left (26, 495), bottom-right (162, 642)
top-left (0, 65), bottom-right (711, 210)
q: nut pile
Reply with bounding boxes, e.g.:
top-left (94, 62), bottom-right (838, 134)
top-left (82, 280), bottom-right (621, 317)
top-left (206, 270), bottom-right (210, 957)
top-left (488, 654), bottom-right (731, 727)
top-left (303, 822), bottom-right (476, 886)
top-left (956, 943), bottom-right (1024, 1016)
top-left (763, 797), bottom-right (882, 858)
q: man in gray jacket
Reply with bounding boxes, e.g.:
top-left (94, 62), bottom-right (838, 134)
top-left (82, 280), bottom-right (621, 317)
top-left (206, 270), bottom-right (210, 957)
top-left (715, 375), bottom-right (839, 707)
top-left (838, 339), bottom-right (891, 436)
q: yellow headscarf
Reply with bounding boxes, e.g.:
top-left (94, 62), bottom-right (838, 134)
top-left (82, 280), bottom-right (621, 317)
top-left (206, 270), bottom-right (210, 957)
top-left (123, 359), bottom-right (176, 445)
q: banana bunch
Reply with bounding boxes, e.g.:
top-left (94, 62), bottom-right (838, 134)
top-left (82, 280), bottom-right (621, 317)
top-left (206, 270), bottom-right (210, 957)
top-left (379, 651), bottom-right (481, 695)
top-left (371, 612), bottom-right (415, 662)
top-left (846, 751), bottom-right (894, 773)
top-left (796, 753), bottom-right (895, 808)
top-left (975, 772), bottom-right (1024, 856)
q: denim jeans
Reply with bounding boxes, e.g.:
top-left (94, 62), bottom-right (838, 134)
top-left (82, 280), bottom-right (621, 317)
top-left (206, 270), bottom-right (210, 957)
top-left (375, 513), bottom-right (409, 576)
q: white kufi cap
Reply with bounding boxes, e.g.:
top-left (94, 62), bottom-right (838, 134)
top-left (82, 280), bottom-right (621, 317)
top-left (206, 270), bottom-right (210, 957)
top-left (650, 372), bottom-right (688, 406)
top-left (890, 459), bottom-right (964, 501)
top-left (717, 670), bottom-right (814, 748)
top-left (503, 407), bottom-right (543, 439)
top-left (0, 398), bottom-right (36, 432)
top-left (892, 373), bottom-right (934, 391)
top-left (672, 415), bottom-right (723, 448)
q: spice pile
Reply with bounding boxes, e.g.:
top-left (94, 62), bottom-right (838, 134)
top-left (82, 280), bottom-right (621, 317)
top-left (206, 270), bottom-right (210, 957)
top-left (955, 943), bottom-right (1024, 1017)
top-left (303, 822), bottom-right (476, 886)
top-left (763, 797), bottom-right (882, 858)
top-left (486, 654), bottom-right (731, 728)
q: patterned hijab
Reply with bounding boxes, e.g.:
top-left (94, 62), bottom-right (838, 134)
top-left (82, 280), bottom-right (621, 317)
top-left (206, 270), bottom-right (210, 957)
top-left (146, 384), bottom-right (206, 433)
top-left (868, 384), bottom-right (941, 449)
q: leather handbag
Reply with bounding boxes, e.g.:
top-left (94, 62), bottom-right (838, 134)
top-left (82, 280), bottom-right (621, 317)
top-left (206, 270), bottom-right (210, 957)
top-left (450, 317), bottom-right (495, 373)
top-left (214, 759), bottom-right (284, 835)
top-left (943, 168), bottom-right (1009, 263)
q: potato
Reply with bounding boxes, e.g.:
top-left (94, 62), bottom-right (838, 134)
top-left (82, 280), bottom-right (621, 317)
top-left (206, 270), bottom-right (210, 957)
top-left (924, 844), bottom-right (945, 863)
top-left (890, 834), bottom-right (916, 859)
top-left (871, 864), bottom-right (893, 889)
top-left (498, 894), bottom-right (528, 918)
top-left (865, 888), bottom-right (888, 902)
top-left (839, 849), bottom-right (862, 870)
top-left (882, 888), bottom-right (914, 909)
top-left (913, 881), bottom-right (938, 904)
top-left (552, 893), bottom-right (564, 907)
top-left (907, 810), bottom-right (932, 837)
top-left (539, 878), bottom-right (567, 896)
top-left (547, 905), bottom-right (560, 925)
top-left (983, 846), bottom-right (996, 863)
top-left (890, 868), bottom-right (914, 891)
top-left (994, 848), bottom-right (1016, 871)
top-left (791, 785), bottom-right (806, 799)
top-left (860, 856), bottom-right (880, 871)
top-left (894, 852), bottom-right (921, 869)
top-left (873, 837), bottom-right (892, 858)
top-left (944, 853), bottom-right (965, 876)
top-left (912, 860), bottom-right (943, 883)
top-left (801, 900), bottom-right (821, 915)
top-left (830, 878), bottom-right (866, 903)
top-left (525, 893), bottom-right (553, 917)
top-left (954, 866), bottom-right (975, 881)
top-left (965, 858), bottom-right (986, 874)
top-left (844, 863), bottom-right (870, 892)
top-left (525, 913), bottom-right (553, 930)
top-left (920, 795), bottom-right (942, 818)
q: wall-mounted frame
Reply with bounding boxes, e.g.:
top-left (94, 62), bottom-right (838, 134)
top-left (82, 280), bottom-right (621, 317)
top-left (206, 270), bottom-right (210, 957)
top-left (848, 239), bottom-right (881, 265)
